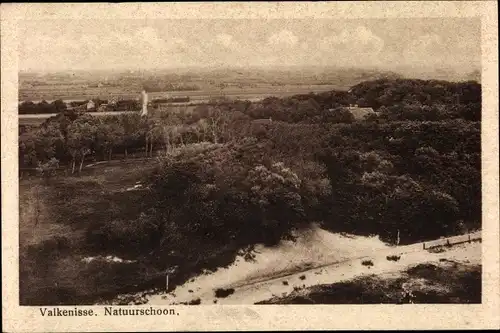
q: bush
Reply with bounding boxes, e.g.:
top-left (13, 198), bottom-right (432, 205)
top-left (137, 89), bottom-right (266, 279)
top-left (214, 288), bottom-right (235, 298)
top-left (188, 298), bottom-right (201, 305)
top-left (361, 260), bottom-right (374, 267)
top-left (386, 255), bottom-right (401, 262)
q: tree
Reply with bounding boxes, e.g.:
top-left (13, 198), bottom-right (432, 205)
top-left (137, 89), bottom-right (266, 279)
top-left (52, 99), bottom-right (67, 113)
top-left (36, 157), bottom-right (59, 184)
top-left (96, 120), bottom-right (125, 161)
top-left (19, 131), bottom-right (38, 168)
top-left (207, 107), bottom-right (227, 143)
top-left (119, 113), bottom-right (142, 159)
top-left (18, 101), bottom-right (37, 114)
top-left (66, 115), bottom-right (99, 173)
top-left (34, 123), bottom-right (65, 164)
top-left (147, 121), bottom-right (164, 157)
top-left (142, 118), bottom-right (158, 157)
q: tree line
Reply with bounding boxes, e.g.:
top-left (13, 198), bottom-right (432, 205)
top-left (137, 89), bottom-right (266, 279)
top-left (20, 79), bottom-right (481, 244)
top-left (19, 98), bottom-right (124, 114)
top-left (19, 97), bottom-right (199, 115)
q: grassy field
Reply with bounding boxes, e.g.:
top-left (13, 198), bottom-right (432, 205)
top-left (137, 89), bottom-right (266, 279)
top-left (19, 84), bottom-right (344, 103)
top-left (19, 159), bottom-right (159, 305)
top-left (19, 157), bottom-right (247, 305)
top-left (257, 262), bottom-right (481, 304)
top-left (17, 83), bottom-right (343, 127)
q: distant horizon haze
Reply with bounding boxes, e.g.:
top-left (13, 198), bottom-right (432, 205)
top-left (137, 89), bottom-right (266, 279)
top-left (18, 18), bottom-right (480, 75)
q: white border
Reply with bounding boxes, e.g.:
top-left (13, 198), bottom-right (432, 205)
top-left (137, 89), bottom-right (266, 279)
top-left (2, 2), bottom-right (499, 331)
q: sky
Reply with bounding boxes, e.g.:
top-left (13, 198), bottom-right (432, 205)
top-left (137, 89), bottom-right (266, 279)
top-left (18, 18), bottom-right (481, 73)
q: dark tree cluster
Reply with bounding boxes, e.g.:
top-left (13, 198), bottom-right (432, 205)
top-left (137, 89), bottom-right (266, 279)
top-left (151, 97), bottom-right (190, 104)
top-left (18, 99), bottom-right (68, 114)
top-left (239, 79), bottom-right (481, 123)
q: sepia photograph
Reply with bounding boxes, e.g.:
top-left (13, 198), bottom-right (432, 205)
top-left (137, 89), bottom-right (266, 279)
top-left (2, 2), bottom-right (499, 332)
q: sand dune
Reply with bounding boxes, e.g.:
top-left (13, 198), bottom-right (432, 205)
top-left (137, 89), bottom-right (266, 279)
top-left (142, 227), bottom-right (480, 305)
top-left (145, 225), bottom-right (389, 304)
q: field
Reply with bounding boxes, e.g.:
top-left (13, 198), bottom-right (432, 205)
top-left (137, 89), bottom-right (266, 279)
top-left (19, 84), bottom-right (346, 103)
top-left (18, 66), bottom-right (399, 102)
top-left (19, 160), bottom-right (157, 305)
top-left (18, 83), bottom-right (346, 127)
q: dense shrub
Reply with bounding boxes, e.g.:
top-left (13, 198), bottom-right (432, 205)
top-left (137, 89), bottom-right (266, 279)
top-left (361, 260), bottom-right (374, 267)
top-left (214, 288), bottom-right (235, 298)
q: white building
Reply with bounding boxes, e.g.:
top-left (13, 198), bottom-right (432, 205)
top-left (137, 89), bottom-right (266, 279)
top-left (140, 90), bottom-right (148, 116)
top-left (86, 100), bottom-right (95, 111)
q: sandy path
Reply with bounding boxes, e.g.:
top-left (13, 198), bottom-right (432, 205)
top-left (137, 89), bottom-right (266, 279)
top-left (143, 229), bottom-right (481, 305)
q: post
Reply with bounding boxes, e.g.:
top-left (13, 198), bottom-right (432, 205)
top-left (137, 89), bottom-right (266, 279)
top-left (468, 234), bottom-right (471, 243)
top-left (423, 242), bottom-right (426, 250)
top-left (166, 274), bottom-right (169, 292)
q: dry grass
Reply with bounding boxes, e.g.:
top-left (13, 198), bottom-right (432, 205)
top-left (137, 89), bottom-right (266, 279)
top-left (19, 159), bottom-right (159, 305)
top-left (257, 260), bottom-right (481, 304)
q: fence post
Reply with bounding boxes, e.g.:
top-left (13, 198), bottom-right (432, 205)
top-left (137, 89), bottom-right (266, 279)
top-left (423, 242), bottom-right (426, 250)
top-left (468, 234), bottom-right (471, 243)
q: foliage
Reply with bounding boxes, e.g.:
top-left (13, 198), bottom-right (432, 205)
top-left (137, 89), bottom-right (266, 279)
top-left (36, 157), bottom-right (60, 183)
top-left (19, 99), bottom-right (67, 114)
top-left (214, 288), bottom-right (235, 298)
top-left (19, 77), bottom-right (482, 305)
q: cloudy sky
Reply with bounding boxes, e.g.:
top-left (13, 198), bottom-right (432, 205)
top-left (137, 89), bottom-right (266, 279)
top-left (18, 18), bottom-right (480, 72)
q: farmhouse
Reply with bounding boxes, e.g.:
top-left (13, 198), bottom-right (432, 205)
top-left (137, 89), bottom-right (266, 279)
top-left (86, 100), bottom-right (96, 111)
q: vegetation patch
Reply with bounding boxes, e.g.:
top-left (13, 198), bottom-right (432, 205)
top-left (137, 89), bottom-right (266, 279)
top-left (257, 261), bottom-right (481, 304)
top-left (188, 298), bottom-right (201, 305)
top-left (427, 246), bottom-right (447, 254)
top-left (214, 288), bottom-right (235, 298)
top-left (361, 260), bottom-right (374, 267)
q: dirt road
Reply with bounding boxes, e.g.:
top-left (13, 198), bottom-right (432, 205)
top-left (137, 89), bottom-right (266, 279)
top-left (143, 229), bottom-right (481, 305)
